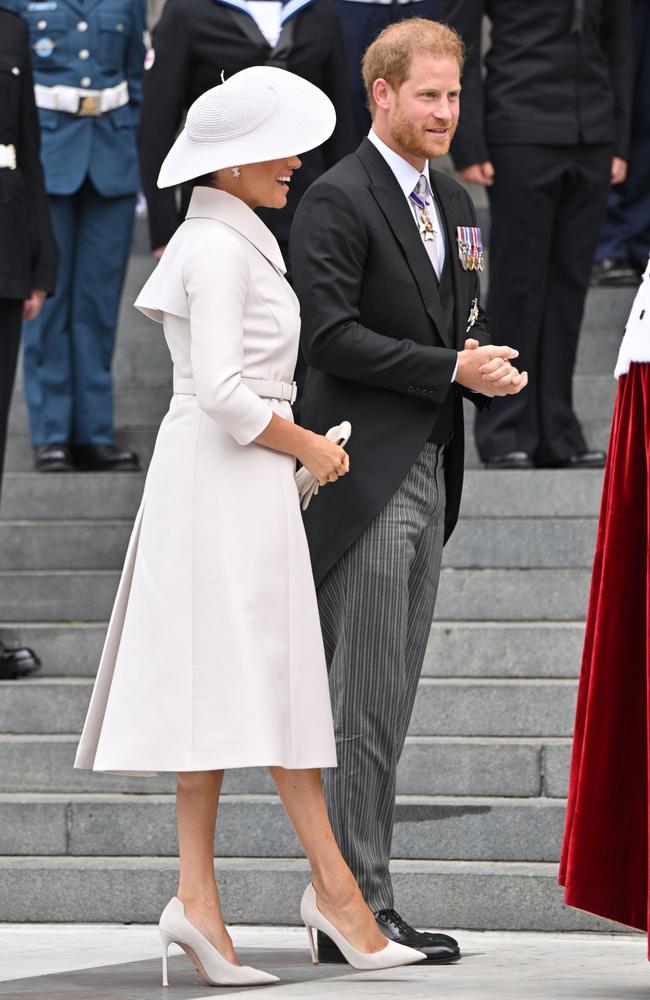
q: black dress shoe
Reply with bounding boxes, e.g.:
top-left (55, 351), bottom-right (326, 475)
top-left (484, 450), bottom-right (533, 470)
top-left (591, 257), bottom-right (640, 287)
top-left (0, 643), bottom-right (41, 679)
top-left (33, 444), bottom-right (73, 472)
top-left (72, 444), bottom-right (140, 472)
top-left (317, 910), bottom-right (460, 965)
top-left (537, 450), bottom-right (606, 470)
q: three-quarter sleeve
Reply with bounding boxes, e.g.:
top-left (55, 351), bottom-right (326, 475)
top-left (183, 226), bottom-right (273, 445)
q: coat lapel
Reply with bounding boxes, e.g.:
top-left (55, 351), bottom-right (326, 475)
top-left (357, 140), bottom-right (450, 346)
top-left (428, 168), bottom-right (465, 347)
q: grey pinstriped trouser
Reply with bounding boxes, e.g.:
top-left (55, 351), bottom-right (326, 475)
top-left (318, 443), bottom-right (446, 912)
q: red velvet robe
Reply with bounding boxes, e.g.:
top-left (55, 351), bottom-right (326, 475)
top-left (559, 362), bottom-right (650, 948)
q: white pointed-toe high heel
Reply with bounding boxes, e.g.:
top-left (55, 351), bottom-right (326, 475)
top-left (300, 883), bottom-right (426, 971)
top-left (158, 897), bottom-right (279, 987)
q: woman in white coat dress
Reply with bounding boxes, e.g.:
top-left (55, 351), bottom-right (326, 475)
top-left (74, 68), bottom-right (425, 988)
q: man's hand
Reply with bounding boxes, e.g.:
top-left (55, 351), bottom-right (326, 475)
top-left (23, 289), bottom-right (47, 321)
top-left (611, 157), bottom-right (627, 185)
top-left (459, 162), bottom-right (495, 187)
top-left (153, 245), bottom-right (167, 260)
top-left (456, 343), bottom-right (528, 397)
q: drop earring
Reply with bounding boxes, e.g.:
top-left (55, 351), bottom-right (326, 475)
top-left (232, 167), bottom-right (241, 178)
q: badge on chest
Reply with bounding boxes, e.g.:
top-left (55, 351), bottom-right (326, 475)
top-left (457, 226), bottom-right (485, 272)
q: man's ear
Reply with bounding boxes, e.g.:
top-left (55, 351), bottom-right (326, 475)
top-left (372, 78), bottom-right (392, 112)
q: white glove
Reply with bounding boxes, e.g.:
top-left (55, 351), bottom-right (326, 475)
top-left (295, 421), bottom-right (352, 511)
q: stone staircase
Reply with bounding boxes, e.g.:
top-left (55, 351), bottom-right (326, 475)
top-left (0, 223), bottom-right (636, 931)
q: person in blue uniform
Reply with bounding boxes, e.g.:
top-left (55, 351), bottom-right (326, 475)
top-left (334, 0), bottom-right (441, 144)
top-left (592, 0), bottom-right (650, 287)
top-left (7, 0), bottom-right (146, 471)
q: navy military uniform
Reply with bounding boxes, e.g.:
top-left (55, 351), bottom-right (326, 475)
top-left (334, 0), bottom-right (441, 144)
top-left (6, 0), bottom-right (145, 470)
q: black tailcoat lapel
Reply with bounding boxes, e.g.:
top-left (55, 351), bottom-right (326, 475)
top-left (357, 139), bottom-right (452, 347)
top-left (428, 168), bottom-right (465, 347)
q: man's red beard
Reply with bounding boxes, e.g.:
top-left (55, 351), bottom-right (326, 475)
top-left (388, 103), bottom-right (457, 160)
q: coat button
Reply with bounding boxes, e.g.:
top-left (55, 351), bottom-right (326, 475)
top-left (80, 76), bottom-right (92, 87)
top-left (37, 18), bottom-right (47, 28)
top-left (11, 66), bottom-right (20, 76)
top-left (116, 22), bottom-right (124, 30)
top-left (77, 19), bottom-right (88, 30)
top-left (79, 49), bottom-right (90, 59)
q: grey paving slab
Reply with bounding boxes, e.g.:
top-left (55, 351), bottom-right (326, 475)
top-left (0, 857), bottom-right (623, 931)
top-left (0, 799), bottom-right (67, 854)
top-left (410, 679), bottom-right (578, 737)
top-left (0, 680), bottom-right (91, 734)
top-left (424, 622), bottom-right (584, 678)
top-left (1, 925), bottom-right (646, 1000)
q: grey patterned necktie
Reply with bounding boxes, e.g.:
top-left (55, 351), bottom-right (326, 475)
top-left (413, 176), bottom-right (440, 278)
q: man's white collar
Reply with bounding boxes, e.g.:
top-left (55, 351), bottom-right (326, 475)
top-left (368, 129), bottom-right (432, 199)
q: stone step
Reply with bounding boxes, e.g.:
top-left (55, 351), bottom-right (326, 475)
top-left (0, 517), bottom-right (598, 571)
top-left (0, 469), bottom-right (604, 521)
top-left (0, 620), bottom-right (585, 679)
top-left (0, 734), bottom-right (571, 798)
top-left (463, 419), bottom-right (612, 469)
top-left (0, 793), bottom-right (567, 862)
top-left (0, 568), bottom-right (592, 622)
top-left (4, 428), bottom-right (157, 472)
top-left (0, 678), bottom-right (578, 738)
top-left (0, 855), bottom-right (621, 931)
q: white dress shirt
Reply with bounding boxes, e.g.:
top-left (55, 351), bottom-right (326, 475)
top-left (368, 129), bottom-right (446, 273)
top-left (247, 2), bottom-right (283, 46)
top-left (368, 128), bottom-right (456, 379)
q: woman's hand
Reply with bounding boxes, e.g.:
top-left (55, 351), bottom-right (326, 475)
top-left (297, 431), bottom-right (350, 486)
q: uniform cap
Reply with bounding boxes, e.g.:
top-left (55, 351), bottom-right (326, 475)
top-left (157, 66), bottom-right (336, 188)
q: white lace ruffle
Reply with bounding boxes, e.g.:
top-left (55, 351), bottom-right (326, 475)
top-left (614, 256), bottom-right (650, 378)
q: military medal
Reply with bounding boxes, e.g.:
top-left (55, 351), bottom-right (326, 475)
top-left (457, 227), bottom-right (485, 272)
top-left (409, 189), bottom-right (435, 241)
top-left (466, 297), bottom-right (479, 333)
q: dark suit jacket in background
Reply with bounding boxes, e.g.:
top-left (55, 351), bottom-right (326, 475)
top-left (291, 139), bottom-right (490, 587)
top-left (0, 7), bottom-right (58, 300)
top-left (442, 0), bottom-right (634, 169)
top-left (139, 0), bottom-right (355, 250)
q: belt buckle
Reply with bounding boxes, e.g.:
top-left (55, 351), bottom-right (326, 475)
top-left (289, 381), bottom-right (298, 405)
top-left (77, 94), bottom-right (101, 117)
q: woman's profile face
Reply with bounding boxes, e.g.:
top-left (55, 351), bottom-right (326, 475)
top-left (227, 155), bottom-right (302, 210)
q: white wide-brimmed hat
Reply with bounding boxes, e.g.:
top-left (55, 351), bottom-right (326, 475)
top-left (157, 66), bottom-right (336, 188)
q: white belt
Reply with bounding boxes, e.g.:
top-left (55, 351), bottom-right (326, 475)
top-left (174, 374), bottom-right (298, 405)
top-left (0, 145), bottom-right (17, 170)
top-left (34, 81), bottom-right (129, 116)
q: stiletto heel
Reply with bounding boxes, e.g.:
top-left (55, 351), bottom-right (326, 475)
top-left (158, 897), bottom-right (279, 987)
top-left (305, 923), bottom-right (319, 964)
top-left (160, 929), bottom-right (173, 986)
top-left (300, 883), bottom-right (425, 971)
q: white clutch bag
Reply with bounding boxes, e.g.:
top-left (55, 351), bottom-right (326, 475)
top-left (295, 421), bottom-right (352, 511)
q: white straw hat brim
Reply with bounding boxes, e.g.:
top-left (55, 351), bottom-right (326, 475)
top-left (157, 66), bottom-right (336, 188)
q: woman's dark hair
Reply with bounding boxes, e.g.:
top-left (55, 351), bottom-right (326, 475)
top-left (181, 172), bottom-right (218, 198)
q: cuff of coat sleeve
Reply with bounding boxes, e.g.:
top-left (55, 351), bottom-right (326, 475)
top-left (232, 402), bottom-right (274, 447)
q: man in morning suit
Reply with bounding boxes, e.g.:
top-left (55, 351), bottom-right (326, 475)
top-left (0, 5), bottom-right (58, 677)
top-left (290, 19), bottom-right (527, 962)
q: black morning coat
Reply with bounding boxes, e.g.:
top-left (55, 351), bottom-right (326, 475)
top-left (0, 7), bottom-right (58, 301)
top-left (441, 0), bottom-right (634, 170)
top-left (290, 139), bottom-right (491, 588)
top-left (138, 0), bottom-right (356, 251)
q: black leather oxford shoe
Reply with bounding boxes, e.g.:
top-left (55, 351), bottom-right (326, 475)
top-left (33, 444), bottom-right (73, 472)
top-left (484, 450), bottom-right (533, 470)
top-left (0, 643), bottom-right (41, 679)
top-left (538, 450), bottom-right (606, 470)
top-left (72, 444), bottom-right (140, 471)
top-left (317, 910), bottom-right (461, 964)
top-left (591, 257), bottom-right (640, 287)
